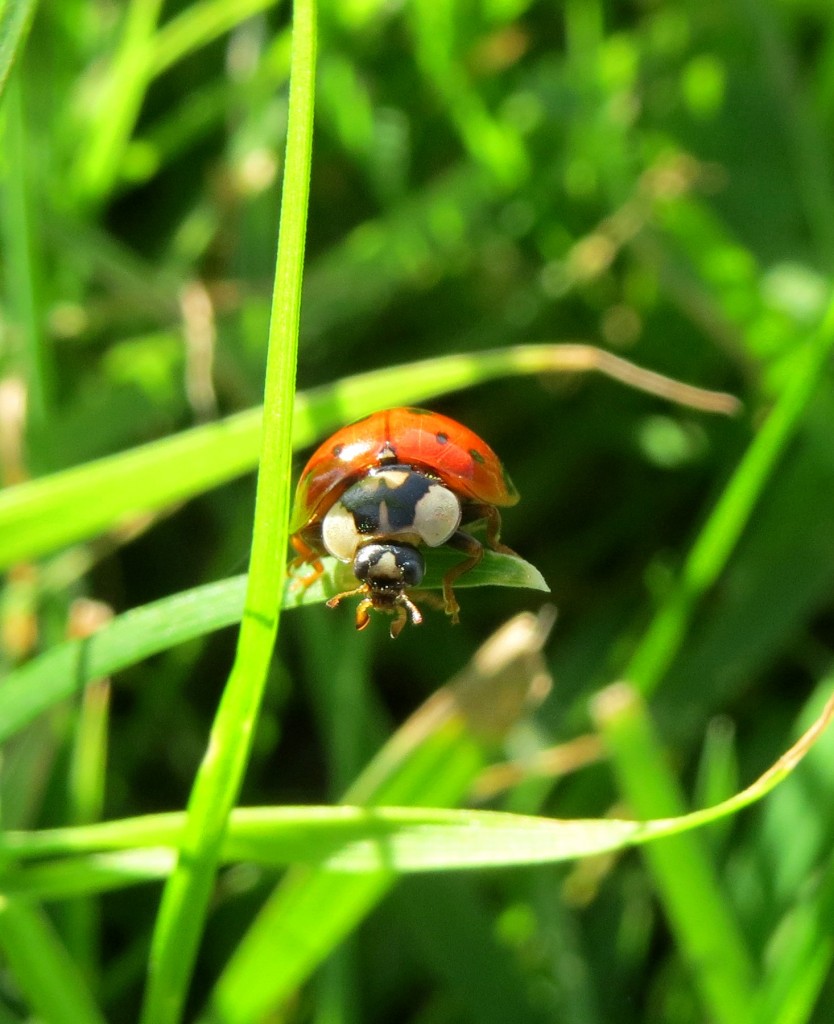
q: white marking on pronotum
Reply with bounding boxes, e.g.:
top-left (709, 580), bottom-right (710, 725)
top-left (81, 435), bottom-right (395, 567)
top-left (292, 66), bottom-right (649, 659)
top-left (413, 484), bottom-right (461, 547)
top-left (321, 502), bottom-right (362, 561)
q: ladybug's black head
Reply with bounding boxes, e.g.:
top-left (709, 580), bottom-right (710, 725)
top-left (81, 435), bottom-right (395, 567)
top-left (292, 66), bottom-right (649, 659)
top-left (353, 542), bottom-right (425, 601)
top-left (323, 542), bottom-right (424, 638)
top-left (325, 542), bottom-right (427, 638)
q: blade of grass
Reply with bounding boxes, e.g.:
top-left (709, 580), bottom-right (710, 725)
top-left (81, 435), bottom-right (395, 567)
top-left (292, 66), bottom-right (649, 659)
top-left (71, 0), bottom-right (166, 206)
top-left (0, 896), bottom-right (107, 1024)
top-left (0, 690), bottom-right (830, 888)
top-left (749, 866), bottom-right (834, 1024)
top-left (0, 71), bottom-right (51, 418)
top-left (138, 1), bottom-right (316, 1020)
top-left (0, 575), bottom-right (246, 745)
top-left (205, 611), bottom-right (553, 1024)
top-left (0, 0), bottom-right (36, 102)
top-left (59, 669), bottom-right (111, 988)
top-left (150, 0), bottom-right (280, 77)
top-left (625, 292), bottom-right (834, 695)
top-left (592, 682), bottom-right (757, 1024)
top-left (747, 679), bottom-right (834, 1024)
top-left (0, 344), bottom-right (738, 570)
top-left (0, 549), bottom-right (544, 746)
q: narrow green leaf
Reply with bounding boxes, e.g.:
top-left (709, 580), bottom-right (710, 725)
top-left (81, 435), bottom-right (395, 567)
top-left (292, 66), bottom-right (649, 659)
top-left (0, 576), bottom-right (247, 746)
top-left (0, 688), bottom-right (830, 897)
top-left (626, 292), bottom-right (834, 695)
top-left (593, 683), bottom-right (756, 1024)
top-left (138, 1), bottom-right (317, 1020)
top-left (1, 71), bottom-right (50, 417)
top-left (0, 551), bottom-right (544, 747)
top-left (71, 0), bottom-right (165, 205)
top-left (0, 896), bottom-right (107, 1024)
top-left (150, 0), bottom-right (280, 76)
top-left (0, 344), bottom-right (737, 570)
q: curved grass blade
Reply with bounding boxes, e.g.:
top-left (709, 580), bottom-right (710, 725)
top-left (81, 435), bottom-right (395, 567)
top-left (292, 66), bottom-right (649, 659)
top-left (0, 688), bottom-right (831, 886)
top-left (625, 292), bottom-right (834, 695)
top-left (0, 576), bottom-right (247, 746)
top-left (0, 897), bottom-right (107, 1024)
top-left (0, 552), bottom-right (545, 746)
top-left (0, 345), bottom-right (738, 571)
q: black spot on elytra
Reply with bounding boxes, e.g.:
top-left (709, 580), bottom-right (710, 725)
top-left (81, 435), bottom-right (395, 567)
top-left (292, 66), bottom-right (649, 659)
top-left (470, 448), bottom-right (486, 464)
top-left (436, 432), bottom-right (449, 444)
top-left (332, 444), bottom-right (344, 457)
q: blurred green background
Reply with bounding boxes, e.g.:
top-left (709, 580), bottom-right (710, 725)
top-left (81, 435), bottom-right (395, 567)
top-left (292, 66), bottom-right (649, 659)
top-left (3, 0), bottom-right (834, 1021)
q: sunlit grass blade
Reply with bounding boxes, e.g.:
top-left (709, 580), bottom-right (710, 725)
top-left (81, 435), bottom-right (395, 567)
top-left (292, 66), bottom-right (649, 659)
top-left (150, 0), bottom-right (280, 76)
top-left (593, 682), bottom-right (756, 1024)
top-left (138, 1), bottom-right (316, 1020)
top-left (0, 576), bottom-right (247, 745)
top-left (625, 292), bottom-right (834, 695)
top-left (0, 0), bottom-right (36, 101)
top-left (747, 679), bottom-right (834, 1024)
top-left (0, 551), bottom-right (544, 746)
top-left (1, 71), bottom-right (50, 418)
top-left (1, 687), bottom-right (831, 891)
top-left (70, 0), bottom-right (165, 206)
top-left (206, 611), bottom-right (553, 1024)
top-left (1, 850), bottom-right (176, 901)
top-left (0, 344), bottom-right (737, 570)
top-left (0, 896), bottom-right (107, 1024)
top-left (60, 659), bottom-right (111, 986)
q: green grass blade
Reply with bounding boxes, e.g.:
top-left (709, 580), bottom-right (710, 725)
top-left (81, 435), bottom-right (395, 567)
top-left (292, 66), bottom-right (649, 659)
top-left (626, 293), bottom-right (834, 695)
top-left (206, 613), bottom-right (551, 1024)
top-left (0, 896), bottom-right (107, 1024)
top-left (0, 408), bottom-right (261, 570)
top-left (0, 0), bottom-right (36, 102)
top-left (138, 1), bottom-right (316, 1020)
top-left (1, 686), bottom-right (831, 891)
top-left (0, 551), bottom-right (544, 747)
top-left (0, 71), bottom-right (50, 418)
top-left (71, 0), bottom-right (165, 206)
top-left (1, 850), bottom-right (175, 900)
top-left (0, 344), bottom-right (737, 570)
top-left (150, 0), bottom-right (280, 76)
top-left (592, 683), bottom-right (757, 1024)
top-left (60, 673), bottom-right (111, 986)
top-left (0, 576), bottom-right (247, 746)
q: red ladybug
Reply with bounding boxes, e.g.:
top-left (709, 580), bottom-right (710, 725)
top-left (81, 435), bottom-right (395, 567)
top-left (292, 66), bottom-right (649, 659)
top-left (289, 407), bottom-right (519, 637)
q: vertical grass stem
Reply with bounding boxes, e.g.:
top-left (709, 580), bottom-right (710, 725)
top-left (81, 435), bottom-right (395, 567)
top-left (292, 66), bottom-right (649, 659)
top-left (138, 2), bottom-right (316, 1022)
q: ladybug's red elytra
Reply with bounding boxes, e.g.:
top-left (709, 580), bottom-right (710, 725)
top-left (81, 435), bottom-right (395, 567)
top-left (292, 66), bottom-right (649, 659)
top-left (289, 407), bottom-right (520, 637)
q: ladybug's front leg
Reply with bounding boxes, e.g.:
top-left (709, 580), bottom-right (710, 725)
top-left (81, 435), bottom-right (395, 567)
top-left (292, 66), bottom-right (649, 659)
top-left (289, 532), bottom-right (325, 588)
top-left (442, 531), bottom-right (485, 624)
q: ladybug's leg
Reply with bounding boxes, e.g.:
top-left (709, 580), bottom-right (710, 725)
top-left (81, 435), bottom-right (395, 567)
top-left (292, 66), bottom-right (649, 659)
top-left (391, 594), bottom-right (423, 639)
top-left (462, 503), bottom-right (519, 557)
top-left (442, 530), bottom-right (485, 624)
top-left (289, 533), bottom-right (325, 588)
top-left (326, 585), bottom-right (378, 632)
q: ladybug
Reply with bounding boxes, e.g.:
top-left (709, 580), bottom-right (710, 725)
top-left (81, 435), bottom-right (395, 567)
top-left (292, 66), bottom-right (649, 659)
top-left (289, 407), bottom-right (519, 637)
